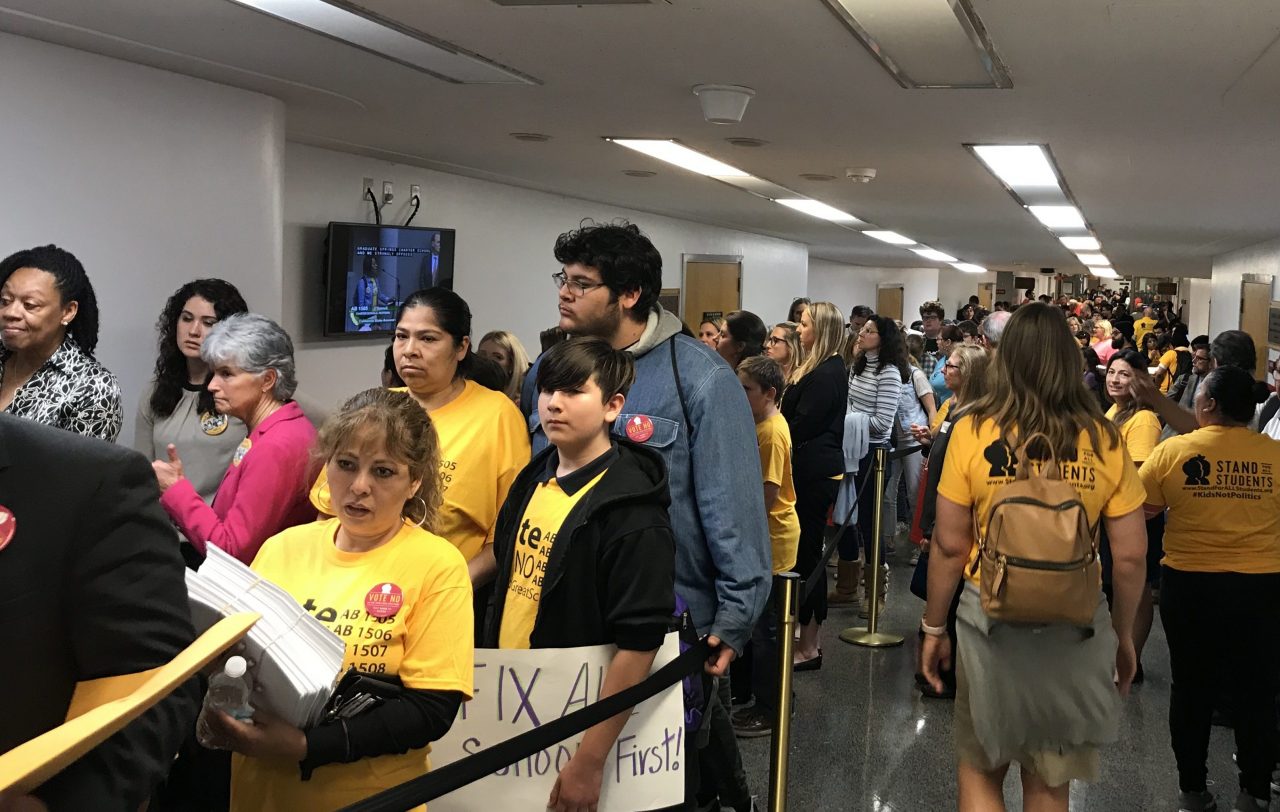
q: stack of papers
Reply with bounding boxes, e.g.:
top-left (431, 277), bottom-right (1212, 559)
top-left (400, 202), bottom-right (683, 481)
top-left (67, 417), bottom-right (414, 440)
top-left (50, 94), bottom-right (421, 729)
top-left (186, 546), bottom-right (346, 728)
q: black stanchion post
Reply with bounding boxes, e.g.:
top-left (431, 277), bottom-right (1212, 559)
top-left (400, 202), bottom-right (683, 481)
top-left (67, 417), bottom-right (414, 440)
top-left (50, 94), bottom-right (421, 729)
top-left (768, 572), bottom-right (798, 811)
top-left (840, 447), bottom-right (904, 648)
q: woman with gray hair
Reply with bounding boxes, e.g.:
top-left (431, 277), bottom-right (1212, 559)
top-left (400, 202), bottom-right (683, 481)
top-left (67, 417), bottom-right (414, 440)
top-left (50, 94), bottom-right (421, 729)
top-left (153, 313), bottom-right (317, 564)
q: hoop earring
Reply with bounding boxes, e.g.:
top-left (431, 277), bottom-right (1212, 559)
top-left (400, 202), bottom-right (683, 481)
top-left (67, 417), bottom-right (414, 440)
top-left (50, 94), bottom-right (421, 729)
top-left (404, 495), bottom-right (429, 528)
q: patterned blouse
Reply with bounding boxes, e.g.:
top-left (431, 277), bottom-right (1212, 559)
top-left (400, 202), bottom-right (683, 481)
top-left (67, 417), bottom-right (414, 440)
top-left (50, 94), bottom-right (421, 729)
top-left (0, 338), bottom-right (123, 442)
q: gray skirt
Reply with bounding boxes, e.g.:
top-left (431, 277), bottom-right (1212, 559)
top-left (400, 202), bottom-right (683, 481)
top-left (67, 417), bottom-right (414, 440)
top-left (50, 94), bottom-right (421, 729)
top-left (954, 583), bottom-right (1120, 782)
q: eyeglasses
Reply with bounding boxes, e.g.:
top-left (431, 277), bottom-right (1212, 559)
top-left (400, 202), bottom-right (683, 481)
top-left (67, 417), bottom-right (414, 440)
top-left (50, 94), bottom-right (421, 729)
top-left (551, 271), bottom-right (607, 297)
top-left (765, 336), bottom-right (781, 346)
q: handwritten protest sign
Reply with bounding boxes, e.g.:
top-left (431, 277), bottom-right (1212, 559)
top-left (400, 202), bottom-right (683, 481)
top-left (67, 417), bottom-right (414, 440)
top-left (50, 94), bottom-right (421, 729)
top-left (431, 634), bottom-right (685, 811)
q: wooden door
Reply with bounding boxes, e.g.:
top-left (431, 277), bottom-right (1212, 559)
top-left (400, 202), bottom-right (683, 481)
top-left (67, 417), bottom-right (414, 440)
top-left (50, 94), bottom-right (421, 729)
top-left (877, 285), bottom-right (904, 321)
top-left (682, 261), bottom-right (740, 329)
top-left (978, 283), bottom-right (993, 310)
top-left (1241, 280), bottom-right (1271, 379)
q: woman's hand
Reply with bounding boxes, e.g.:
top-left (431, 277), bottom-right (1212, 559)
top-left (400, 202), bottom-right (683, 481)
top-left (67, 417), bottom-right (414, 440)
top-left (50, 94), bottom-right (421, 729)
top-left (919, 631), bottom-right (952, 695)
top-left (548, 752), bottom-right (605, 812)
top-left (151, 444), bottom-right (186, 493)
top-left (1127, 369), bottom-right (1160, 407)
top-left (203, 708), bottom-right (307, 762)
top-left (909, 423), bottom-right (932, 446)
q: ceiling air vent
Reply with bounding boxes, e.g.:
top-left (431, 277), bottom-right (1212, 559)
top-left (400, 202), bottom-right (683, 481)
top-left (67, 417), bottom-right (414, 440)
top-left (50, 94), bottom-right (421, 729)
top-left (725, 137), bottom-right (768, 148)
top-left (491, 0), bottom-right (661, 5)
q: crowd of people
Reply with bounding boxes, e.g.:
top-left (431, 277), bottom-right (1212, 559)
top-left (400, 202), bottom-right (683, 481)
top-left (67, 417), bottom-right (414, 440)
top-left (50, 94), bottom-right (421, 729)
top-left (3, 230), bottom-right (1280, 812)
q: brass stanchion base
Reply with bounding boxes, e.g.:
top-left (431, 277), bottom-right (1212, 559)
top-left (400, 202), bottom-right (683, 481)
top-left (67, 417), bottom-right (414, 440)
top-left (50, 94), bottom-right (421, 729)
top-left (838, 627), bottom-right (905, 647)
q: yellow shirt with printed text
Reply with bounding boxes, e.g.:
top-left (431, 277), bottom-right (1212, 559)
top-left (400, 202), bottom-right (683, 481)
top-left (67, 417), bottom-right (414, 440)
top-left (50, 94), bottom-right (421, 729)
top-left (1134, 316), bottom-right (1158, 347)
top-left (938, 416), bottom-right (1147, 586)
top-left (1139, 425), bottom-right (1280, 573)
top-left (231, 518), bottom-right (473, 812)
top-left (1105, 404), bottom-right (1162, 464)
top-left (499, 470), bottom-right (608, 649)
top-left (1158, 349), bottom-right (1180, 394)
top-left (756, 413), bottom-right (799, 574)
top-left (311, 380), bottom-right (531, 561)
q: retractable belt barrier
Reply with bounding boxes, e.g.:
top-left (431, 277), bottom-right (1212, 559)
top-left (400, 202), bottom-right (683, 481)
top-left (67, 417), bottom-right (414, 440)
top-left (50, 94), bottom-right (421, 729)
top-left (338, 639), bottom-right (711, 812)
top-left (800, 444), bottom-right (923, 606)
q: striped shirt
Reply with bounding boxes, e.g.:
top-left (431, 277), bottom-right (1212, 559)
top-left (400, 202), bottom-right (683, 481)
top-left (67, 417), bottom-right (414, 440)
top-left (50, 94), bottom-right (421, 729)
top-left (847, 352), bottom-right (904, 444)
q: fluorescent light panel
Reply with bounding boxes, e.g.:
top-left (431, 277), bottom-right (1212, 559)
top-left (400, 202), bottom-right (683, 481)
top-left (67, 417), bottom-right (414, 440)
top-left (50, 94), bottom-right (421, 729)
top-left (1028, 205), bottom-right (1086, 229)
top-left (1091, 267), bottom-right (1118, 278)
top-left (972, 145), bottom-right (1059, 188)
top-left (776, 198), bottom-right (859, 222)
top-left (1059, 235), bottom-right (1100, 250)
top-left (951, 262), bottom-right (987, 274)
top-left (1076, 253), bottom-right (1111, 266)
top-left (911, 247), bottom-right (958, 262)
top-left (608, 139), bottom-right (749, 178)
top-left (226, 0), bottom-right (535, 83)
top-left (863, 230), bottom-right (916, 245)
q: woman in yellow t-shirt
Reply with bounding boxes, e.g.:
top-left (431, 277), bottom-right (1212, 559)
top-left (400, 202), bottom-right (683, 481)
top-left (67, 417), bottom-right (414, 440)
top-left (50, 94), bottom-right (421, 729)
top-left (1139, 366), bottom-right (1280, 811)
top-left (205, 388), bottom-right (473, 812)
top-left (920, 303), bottom-right (1148, 811)
top-left (1101, 348), bottom-right (1164, 683)
top-left (312, 289), bottom-right (530, 596)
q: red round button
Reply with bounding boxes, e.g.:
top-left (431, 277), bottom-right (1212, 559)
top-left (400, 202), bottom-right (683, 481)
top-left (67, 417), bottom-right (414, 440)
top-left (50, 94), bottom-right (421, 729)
top-left (0, 505), bottom-right (14, 553)
top-left (626, 415), bottom-right (654, 443)
top-left (364, 582), bottom-right (403, 618)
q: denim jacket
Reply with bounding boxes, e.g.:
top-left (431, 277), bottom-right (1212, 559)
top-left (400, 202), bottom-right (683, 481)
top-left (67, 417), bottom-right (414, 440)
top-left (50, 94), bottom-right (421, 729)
top-left (522, 309), bottom-right (771, 653)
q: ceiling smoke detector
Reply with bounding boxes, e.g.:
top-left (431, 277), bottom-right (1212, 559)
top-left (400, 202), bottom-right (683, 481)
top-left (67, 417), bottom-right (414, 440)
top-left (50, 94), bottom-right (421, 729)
top-left (845, 167), bottom-right (877, 183)
top-left (692, 84), bottom-right (756, 125)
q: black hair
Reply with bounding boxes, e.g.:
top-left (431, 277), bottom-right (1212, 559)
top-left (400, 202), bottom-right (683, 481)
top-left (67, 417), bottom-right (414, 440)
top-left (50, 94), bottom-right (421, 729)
top-left (723, 310), bottom-right (767, 362)
top-left (149, 279), bottom-right (249, 418)
top-left (737, 355), bottom-right (785, 405)
top-left (788, 298), bottom-right (812, 322)
top-left (383, 343), bottom-right (405, 387)
top-left (919, 301), bottom-right (945, 320)
top-left (940, 324), bottom-right (964, 343)
top-left (1190, 334), bottom-right (1210, 351)
top-left (536, 336), bottom-right (636, 403)
top-left (1202, 365), bottom-right (1269, 423)
top-left (552, 220), bottom-right (661, 322)
top-left (955, 320), bottom-right (979, 339)
top-left (397, 287), bottom-right (475, 379)
top-left (1106, 348), bottom-right (1155, 425)
top-left (968, 295), bottom-right (981, 305)
top-left (853, 315), bottom-right (911, 383)
top-left (1170, 324), bottom-right (1190, 346)
top-left (849, 305), bottom-right (874, 320)
top-left (0, 245), bottom-right (101, 355)
top-left (1210, 329), bottom-right (1256, 373)
top-left (466, 353), bottom-right (508, 392)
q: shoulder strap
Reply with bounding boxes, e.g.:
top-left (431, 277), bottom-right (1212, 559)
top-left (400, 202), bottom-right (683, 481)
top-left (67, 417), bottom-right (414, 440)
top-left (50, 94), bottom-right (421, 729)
top-left (669, 337), bottom-right (692, 428)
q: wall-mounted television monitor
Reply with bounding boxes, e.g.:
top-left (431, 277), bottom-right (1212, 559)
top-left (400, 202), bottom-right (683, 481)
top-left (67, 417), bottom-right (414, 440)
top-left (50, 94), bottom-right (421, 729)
top-left (324, 222), bottom-right (456, 337)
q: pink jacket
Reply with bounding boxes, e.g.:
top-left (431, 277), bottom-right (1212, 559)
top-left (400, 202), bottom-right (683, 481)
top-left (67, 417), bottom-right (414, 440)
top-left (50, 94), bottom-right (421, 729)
top-left (161, 401), bottom-right (317, 563)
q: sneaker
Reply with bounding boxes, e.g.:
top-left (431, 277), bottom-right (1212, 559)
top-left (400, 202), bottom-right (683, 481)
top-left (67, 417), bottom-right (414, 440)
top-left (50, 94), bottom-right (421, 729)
top-left (896, 520), bottom-right (910, 538)
top-left (1231, 791), bottom-right (1268, 811)
top-left (731, 706), bottom-right (773, 739)
top-left (1177, 790), bottom-right (1217, 811)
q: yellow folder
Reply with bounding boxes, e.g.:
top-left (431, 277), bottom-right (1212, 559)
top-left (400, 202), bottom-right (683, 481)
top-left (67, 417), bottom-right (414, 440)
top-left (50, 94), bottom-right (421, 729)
top-left (0, 612), bottom-right (260, 796)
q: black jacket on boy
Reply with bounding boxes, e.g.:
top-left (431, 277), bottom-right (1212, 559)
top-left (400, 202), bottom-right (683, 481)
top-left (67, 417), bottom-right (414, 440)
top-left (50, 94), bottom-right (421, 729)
top-left (484, 439), bottom-right (675, 651)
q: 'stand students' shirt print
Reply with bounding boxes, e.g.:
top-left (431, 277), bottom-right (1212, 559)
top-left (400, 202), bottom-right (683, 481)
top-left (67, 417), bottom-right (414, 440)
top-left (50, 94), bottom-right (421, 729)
top-left (1141, 425), bottom-right (1280, 573)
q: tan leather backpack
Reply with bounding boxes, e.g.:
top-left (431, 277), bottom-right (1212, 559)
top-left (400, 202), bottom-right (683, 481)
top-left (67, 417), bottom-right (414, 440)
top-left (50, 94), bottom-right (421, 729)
top-left (970, 435), bottom-right (1100, 627)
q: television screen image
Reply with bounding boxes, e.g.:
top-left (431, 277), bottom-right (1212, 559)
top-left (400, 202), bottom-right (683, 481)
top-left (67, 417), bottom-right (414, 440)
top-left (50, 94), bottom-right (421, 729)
top-left (324, 222), bottom-right (456, 336)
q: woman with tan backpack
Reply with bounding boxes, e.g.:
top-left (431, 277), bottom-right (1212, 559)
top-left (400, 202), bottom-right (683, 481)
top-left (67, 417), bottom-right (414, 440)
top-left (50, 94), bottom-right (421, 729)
top-left (919, 303), bottom-right (1149, 811)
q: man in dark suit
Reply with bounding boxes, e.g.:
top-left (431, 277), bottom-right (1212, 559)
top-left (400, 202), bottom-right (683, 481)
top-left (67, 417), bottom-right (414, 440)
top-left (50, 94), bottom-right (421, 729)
top-left (0, 414), bottom-right (199, 811)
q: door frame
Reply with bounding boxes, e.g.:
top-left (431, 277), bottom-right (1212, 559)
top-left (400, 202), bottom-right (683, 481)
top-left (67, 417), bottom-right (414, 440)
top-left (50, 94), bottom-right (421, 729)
top-left (680, 253), bottom-right (743, 320)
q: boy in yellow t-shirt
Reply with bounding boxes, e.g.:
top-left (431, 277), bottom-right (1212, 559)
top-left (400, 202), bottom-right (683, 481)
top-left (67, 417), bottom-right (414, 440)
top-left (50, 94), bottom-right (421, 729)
top-left (484, 337), bottom-right (675, 811)
top-left (731, 356), bottom-right (799, 738)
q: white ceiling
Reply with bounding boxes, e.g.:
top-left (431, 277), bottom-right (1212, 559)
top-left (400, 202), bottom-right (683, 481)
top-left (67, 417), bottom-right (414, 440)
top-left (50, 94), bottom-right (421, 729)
top-left (5, 0), bottom-right (1280, 278)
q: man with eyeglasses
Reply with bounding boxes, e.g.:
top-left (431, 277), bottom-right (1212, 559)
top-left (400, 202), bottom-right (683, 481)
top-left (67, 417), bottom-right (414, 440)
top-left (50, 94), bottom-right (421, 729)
top-left (523, 220), bottom-right (770, 811)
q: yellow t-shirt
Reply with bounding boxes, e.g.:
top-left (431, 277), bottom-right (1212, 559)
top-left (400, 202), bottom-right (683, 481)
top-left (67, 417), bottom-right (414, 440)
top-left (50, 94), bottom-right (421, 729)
top-left (930, 397), bottom-right (953, 435)
top-left (756, 413), bottom-right (799, 574)
top-left (937, 416), bottom-right (1147, 586)
top-left (232, 518), bottom-right (474, 812)
top-left (1134, 317), bottom-right (1158, 347)
top-left (1157, 349), bottom-right (1179, 394)
top-left (311, 381), bottom-right (531, 561)
top-left (499, 468), bottom-right (609, 649)
top-left (1139, 425), bottom-right (1280, 573)
top-left (1105, 405), bottom-right (1161, 463)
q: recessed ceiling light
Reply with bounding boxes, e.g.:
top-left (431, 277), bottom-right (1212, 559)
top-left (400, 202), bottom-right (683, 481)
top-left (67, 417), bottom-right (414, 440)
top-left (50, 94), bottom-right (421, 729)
top-left (510, 132), bottom-right (551, 142)
top-left (972, 145), bottom-right (1059, 188)
top-left (623, 169), bottom-right (657, 178)
top-left (1076, 253), bottom-right (1111, 266)
top-left (1028, 205), bottom-right (1086, 229)
top-left (951, 262), bottom-right (988, 274)
top-left (863, 230), bottom-right (916, 245)
top-left (799, 173), bottom-right (837, 182)
top-left (911, 247), bottom-right (959, 263)
top-left (1059, 235), bottom-right (1100, 250)
top-left (725, 137), bottom-right (769, 148)
top-left (776, 198), bottom-right (859, 222)
top-left (227, 0), bottom-right (537, 84)
top-left (607, 139), bottom-right (750, 178)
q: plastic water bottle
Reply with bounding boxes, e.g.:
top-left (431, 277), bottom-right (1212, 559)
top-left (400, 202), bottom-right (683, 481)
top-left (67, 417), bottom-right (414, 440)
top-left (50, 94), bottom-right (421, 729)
top-left (196, 655), bottom-right (254, 747)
